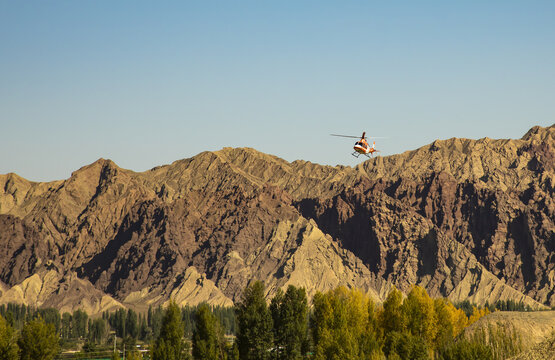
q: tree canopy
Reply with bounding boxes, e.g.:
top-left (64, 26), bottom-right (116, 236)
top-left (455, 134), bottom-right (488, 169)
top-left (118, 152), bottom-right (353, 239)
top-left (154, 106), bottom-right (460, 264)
top-left (0, 315), bottom-right (19, 360)
top-left (192, 303), bottom-right (225, 360)
top-left (17, 316), bottom-right (59, 360)
top-left (270, 285), bottom-right (309, 360)
top-left (151, 300), bottom-right (190, 360)
top-left (311, 286), bottom-right (382, 360)
top-left (235, 281), bottom-right (273, 360)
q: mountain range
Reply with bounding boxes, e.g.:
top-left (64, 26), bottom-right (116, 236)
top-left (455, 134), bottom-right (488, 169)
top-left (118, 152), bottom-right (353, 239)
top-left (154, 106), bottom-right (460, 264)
top-left (0, 125), bottom-right (552, 315)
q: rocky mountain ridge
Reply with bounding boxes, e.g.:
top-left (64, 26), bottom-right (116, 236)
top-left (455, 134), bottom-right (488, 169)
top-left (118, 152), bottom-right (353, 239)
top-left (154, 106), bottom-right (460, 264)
top-left (0, 125), bottom-right (552, 314)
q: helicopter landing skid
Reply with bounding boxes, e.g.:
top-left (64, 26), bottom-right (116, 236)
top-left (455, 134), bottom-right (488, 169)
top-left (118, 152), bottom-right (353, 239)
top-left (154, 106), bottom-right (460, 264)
top-left (351, 152), bottom-right (371, 159)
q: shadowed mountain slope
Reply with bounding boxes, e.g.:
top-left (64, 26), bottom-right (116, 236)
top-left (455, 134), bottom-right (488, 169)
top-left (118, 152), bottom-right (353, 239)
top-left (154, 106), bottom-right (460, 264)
top-left (0, 125), bottom-right (552, 314)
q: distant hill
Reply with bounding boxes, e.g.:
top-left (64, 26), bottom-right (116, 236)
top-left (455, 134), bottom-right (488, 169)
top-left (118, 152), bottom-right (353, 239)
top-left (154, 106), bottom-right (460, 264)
top-left (466, 310), bottom-right (555, 359)
top-left (0, 124), bottom-right (552, 314)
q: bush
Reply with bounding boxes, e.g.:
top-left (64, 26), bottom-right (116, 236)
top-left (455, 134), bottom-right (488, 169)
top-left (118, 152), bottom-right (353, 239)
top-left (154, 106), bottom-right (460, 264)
top-left (470, 323), bottom-right (523, 360)
top-left (437, 339), bottom-right (493, 360)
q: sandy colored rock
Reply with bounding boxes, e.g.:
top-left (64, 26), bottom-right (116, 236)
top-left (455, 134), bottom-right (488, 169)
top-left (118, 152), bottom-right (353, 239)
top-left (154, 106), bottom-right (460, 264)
top-left (0, 125), bottom-right (552, 314)
top-left (124, 267), bottom-right (234, 310)
top-left (0, 268), bottom-right (123, 315)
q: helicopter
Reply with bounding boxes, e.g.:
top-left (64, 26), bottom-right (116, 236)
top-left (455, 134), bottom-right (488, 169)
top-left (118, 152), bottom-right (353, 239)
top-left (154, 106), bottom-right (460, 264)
top-left (331, 132), bottom-right (383, 158)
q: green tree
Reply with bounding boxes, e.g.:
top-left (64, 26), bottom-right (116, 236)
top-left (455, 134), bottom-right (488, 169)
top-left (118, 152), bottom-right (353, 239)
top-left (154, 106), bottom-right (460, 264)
top-left (236, 281), bottom-right (273, 360)
top-left (270, 285), bottom-right (309, 360)
top-left (61, 312), bottom-right (72, 339)
top-left (0, 315), bottom-right (19, 360)
top-left (437, 338), bottom-right (492, 360)
top-left (149, 306), bottom-right (165, 340)
top-left (192, 303), bottom-right (225, 360)
top-left (72, 309), bottom-right (88, 339)
top-left (36, 308), bottom-right (61, 334)
top-left (88, 317), bottom-right (108, 344)
top-left (383, 331), bottom-right (429, 360)
top-left (18, 316), bottom-right (60, 360)
top-left (126, 309), bottom-right (139, 339)
top-left (152, 300), bottom-right (190, 360)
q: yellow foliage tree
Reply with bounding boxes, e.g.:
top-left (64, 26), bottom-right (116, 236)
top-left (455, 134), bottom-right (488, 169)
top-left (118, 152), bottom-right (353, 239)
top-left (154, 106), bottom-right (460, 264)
top-left (377, 285), bottom-right (406, 335)
top-left (402, 285), bottom-right (437, 347)
top-left (0, 315), bottom-right (19, 360)
top-left (468, 306), bottom-right (490, 325)
top-left (452, 303), bottom-right (469, 336)
top-left (433, 298), bottom-right (468, 349)
top-left (312, 286), bottom-right (382, 360)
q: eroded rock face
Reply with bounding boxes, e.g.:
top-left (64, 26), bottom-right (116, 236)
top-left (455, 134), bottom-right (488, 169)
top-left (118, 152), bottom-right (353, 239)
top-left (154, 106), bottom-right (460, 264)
top-left (295, 183), bottom-right (546, 308)
top-left (0, 125), bottom-right (552, 314)
top-left (0, 215), bottom-right (50, 286)
top-left (0, 267), bottom-right (123, 314)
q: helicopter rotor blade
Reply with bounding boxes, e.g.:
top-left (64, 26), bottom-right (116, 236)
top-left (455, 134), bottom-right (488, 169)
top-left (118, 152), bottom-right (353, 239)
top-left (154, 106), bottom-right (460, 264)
top-left (331, 134), bottom-right (388, 139)
top-left (330, 134), bottom-right (360, 139)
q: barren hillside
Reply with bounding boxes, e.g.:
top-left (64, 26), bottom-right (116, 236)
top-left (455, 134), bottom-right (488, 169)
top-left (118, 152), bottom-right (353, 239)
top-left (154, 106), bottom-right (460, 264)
top-left (0, 125), bottom-right (552, 314)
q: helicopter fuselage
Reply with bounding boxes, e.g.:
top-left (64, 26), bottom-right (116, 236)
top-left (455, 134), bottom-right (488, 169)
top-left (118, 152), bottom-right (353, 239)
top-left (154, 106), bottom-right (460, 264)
top-left (353, 139), bottom-right (377, 157)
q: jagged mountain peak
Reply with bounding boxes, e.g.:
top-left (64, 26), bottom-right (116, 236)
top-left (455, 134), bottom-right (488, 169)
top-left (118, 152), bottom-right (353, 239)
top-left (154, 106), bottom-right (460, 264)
top-left (71, 157), bottom-right (118, 173)
top-left (0, 125), bottom-right (552, 313)
top-left (138, 146), bottom-right (360, 201)
top-left (360, 124), bottom-right (554, 191)
top-left (522, 124), bottom-right (555, 142)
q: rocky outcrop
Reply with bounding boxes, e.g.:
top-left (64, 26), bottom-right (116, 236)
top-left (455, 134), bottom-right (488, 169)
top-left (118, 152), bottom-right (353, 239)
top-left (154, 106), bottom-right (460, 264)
top-left (0, 215), bottom-right (50, 286)
top-left (295, 183), bottom-right (546, 308)
top-left (0, 125), bottom-right (552, 313)
top-left (0, 268), bottom-right (123, 314)
top-left (123, 267), bottom-right (234, 310)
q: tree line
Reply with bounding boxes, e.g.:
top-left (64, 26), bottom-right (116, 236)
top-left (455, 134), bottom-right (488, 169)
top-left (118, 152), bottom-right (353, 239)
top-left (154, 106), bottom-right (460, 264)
top-left (454, 299), bottom-right (534, 316)
top-left (104, 304), bottom-right (236, 343)
top-left (0, 302), bottom-right (235, 342)
top-left (0, 303), bottom-right (236, 360)
top-left (155, 282), bottom-right (524, 360)
top-left (0, 283), bottom-right (531, 359)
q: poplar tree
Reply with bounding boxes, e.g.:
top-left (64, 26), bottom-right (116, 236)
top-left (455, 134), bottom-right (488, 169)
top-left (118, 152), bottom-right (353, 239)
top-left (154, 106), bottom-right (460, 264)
top-left (270, 285), bottom-right (309, 360)
top-left (311, 287), bottom-right (381, 360)
top-left (152, 300), bottom-right (190, 360)
top-left (434, 298), bottom-right (468, 350)
top-left (236, 281), bottom-right (273, 360)
top-left (126, 309), bottom-right (139, 339)
top-left (61, 312), bottom-right (72, 339)
top-left (378, 286), bottom-right (406, 335)
top-left (192, 303), bottom-right (225, 360)
top-left (88, 318), bottom-right (108, 344)
top-left (402, 285), bottom-right (437, 347)
top-left (72, 309), bottom-right (88, 339)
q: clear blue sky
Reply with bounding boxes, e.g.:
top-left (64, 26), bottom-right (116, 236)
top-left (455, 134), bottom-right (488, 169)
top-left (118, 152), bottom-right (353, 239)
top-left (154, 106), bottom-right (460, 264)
top-left (1, 1), bottom-right (554, 181)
